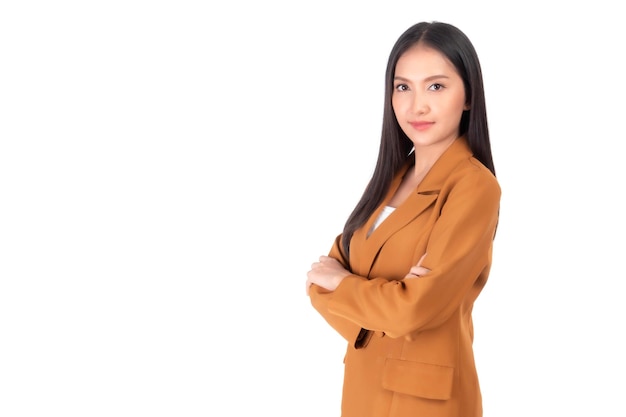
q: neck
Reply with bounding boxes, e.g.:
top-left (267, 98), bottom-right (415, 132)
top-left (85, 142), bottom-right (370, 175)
top-left (411, 137), bottom-right (457, 180)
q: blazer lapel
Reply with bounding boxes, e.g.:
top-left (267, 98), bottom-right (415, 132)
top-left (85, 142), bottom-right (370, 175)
top-left (349, 137), bottom-right (473, 278)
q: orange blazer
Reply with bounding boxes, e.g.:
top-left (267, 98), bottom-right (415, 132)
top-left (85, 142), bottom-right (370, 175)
top-left (309, 137), bottom-right (501, 417)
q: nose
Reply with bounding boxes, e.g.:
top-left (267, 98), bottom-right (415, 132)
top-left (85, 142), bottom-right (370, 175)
top-left (411, 93), bottom-right (429, 114)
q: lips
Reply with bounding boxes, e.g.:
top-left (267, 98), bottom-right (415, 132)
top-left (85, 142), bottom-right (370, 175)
top-left (409, 121), bottom-right (434, 131)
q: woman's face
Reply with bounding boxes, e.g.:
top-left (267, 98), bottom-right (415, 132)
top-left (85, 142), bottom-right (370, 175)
top-left (392, 43), bottom-right (469, 151)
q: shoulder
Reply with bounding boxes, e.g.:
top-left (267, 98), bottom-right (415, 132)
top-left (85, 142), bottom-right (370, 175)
top-left (419, 138), bottom-right (500, 202)
top-left (445, 156), bottom-right (501, 201)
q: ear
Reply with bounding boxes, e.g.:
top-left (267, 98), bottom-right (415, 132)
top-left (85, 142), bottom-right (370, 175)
top-left (463, 103), bottom-right (470, 110)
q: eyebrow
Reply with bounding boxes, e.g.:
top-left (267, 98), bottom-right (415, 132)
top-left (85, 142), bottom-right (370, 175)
top-left (394, 74), bottom-right (450, 82)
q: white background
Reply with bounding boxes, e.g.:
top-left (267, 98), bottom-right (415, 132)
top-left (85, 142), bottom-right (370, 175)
top-left (1, 1), bottom-right (625, 416)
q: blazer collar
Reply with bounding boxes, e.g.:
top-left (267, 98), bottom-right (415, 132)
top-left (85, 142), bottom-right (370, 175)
top-left (416, 136), bottom-right (473, 193)
top-left (350, 137), bottom-right (473, 276)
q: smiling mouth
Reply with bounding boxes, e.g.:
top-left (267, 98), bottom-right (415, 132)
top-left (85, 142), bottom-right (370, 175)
top-left (409, 121), bottom-right (434, 131)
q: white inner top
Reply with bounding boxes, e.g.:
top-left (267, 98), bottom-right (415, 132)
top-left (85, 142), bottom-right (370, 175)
top-left (368, 205), bottom-right (396, 237)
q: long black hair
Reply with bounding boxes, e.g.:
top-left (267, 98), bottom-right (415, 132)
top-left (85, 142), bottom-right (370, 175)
top-left (341, 21), bottom-right (495, 257)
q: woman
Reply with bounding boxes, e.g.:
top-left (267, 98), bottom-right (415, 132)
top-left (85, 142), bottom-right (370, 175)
top-left (306, 21), bottom-right (500, 417)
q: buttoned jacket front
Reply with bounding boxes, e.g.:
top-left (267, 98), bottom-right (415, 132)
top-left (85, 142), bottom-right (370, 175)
top-left (309, 137), bottom-right (501, 417)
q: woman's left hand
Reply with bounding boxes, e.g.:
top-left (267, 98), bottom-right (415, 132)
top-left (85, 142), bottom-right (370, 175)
top-left (306, 255), bottom-right (351, 295)
top-left (404, 253), bottom-right (430, 278)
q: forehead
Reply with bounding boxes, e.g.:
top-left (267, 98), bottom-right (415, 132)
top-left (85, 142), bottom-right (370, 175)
top-left (394, 43), bottom-right (458, 78)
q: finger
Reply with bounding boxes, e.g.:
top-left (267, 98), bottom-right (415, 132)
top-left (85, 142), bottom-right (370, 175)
top-left (320, 255), bottom-right (338, 263)
top-left (406, 266), bottom-right (430, 277)
top-left (408, 266), bottom-right (424, 275)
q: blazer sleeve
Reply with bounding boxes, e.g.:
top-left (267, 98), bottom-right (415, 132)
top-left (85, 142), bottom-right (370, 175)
top-left (324, 168), bottom-right (501, 338)
top-left (308, 234), bottom-right (367, 347)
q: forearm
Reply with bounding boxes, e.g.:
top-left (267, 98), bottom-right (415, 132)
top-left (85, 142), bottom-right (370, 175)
top-left (309, 283), bottom-right (364, 346)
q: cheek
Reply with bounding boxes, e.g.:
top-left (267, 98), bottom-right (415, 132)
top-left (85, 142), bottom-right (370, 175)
top-left (441, 96), bottom-right (467, 119)
top-left (452, 92), bottom-right (468, 114)
top-left (391, 95), bottom-right (404, 117)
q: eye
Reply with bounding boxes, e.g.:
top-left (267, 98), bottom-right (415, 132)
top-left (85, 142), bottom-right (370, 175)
top-left (394, 83), bottom-right (409, 92)
top-left (428, 83), bottom-right (444, 91)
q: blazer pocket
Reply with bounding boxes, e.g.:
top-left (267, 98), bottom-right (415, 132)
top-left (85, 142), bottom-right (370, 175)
top-left (382, 358), bottom-right (454, 400)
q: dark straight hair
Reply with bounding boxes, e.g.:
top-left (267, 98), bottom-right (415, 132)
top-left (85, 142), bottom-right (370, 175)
top-left (341, 21), bottom-right (496, 257)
